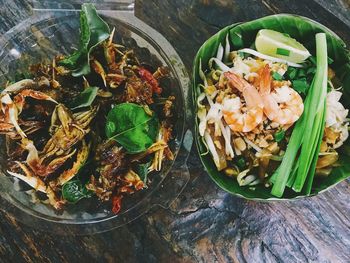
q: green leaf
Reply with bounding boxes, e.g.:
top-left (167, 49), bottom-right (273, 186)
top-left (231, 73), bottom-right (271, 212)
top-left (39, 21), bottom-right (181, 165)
top-left (58, 3), bottom-right (110, 77)
top-left (69, 86), bottom-right (98, 110)
top-left (231, 31), bottom-right (244, 49)
top-left (192, 14), bottom-right (350, 200)
top-left (106, 103), bottom-right (159, 153)
top-left (274, 130), bottom-right (286, 142)
top-left (62, 180), bottom-right (93, 204)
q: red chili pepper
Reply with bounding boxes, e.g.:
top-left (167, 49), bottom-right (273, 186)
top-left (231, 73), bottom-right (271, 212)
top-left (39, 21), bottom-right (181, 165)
top-left (138, 68), bottom-right (162, 94)
top-left (112, 195), bottom-right (123, 214)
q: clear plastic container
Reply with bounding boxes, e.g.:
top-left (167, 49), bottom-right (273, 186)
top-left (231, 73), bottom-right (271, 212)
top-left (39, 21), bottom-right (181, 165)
top-left (0, 0), bottom-right (192, 234)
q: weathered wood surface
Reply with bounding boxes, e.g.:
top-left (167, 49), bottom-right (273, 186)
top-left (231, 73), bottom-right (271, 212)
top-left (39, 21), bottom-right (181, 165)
top-left (0, 0), bottom-right (349, 262)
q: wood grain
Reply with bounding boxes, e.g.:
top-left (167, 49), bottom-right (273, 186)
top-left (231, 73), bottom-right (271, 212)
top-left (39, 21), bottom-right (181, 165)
top-left (0, 0), bottom-right (349, 262)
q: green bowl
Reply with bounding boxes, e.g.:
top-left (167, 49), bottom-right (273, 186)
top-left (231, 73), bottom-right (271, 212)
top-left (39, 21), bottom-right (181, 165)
top-left (192, 14), bottom-right (350, 200)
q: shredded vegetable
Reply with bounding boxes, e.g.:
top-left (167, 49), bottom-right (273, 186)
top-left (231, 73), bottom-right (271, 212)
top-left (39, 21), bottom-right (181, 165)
top-left (238, 48), bottom-right (304, 68)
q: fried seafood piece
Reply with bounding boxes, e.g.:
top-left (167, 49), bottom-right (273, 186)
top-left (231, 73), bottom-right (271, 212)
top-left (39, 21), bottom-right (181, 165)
top-left (0, 81), bottom-right (58, 138)
top-left (138, 67), bottom-right (164, 95)
top-left (52, 140), bottom-right (90, 187)
top-left (106, 73), bottom-right (126, 89)
top-left (7, 138), bottom-right (90, 211)
top-left (0, 119), bottom-right (45, 139)
top-left (124, 71), bottom-right (154, 104)
top-left (96, 140), bottom-right (126, 178)
top-left (163, 96), bottom-right (175, 118)
top-left (13, 104), bottom-right (98, 179)
top-left (123, 66), bottom-right (169, 104)
top-left (88, 139), bottom-right (147, 211)
top-left (7, 162), bottom-right (66, 210)
top-left (46, 104), bottom-right (98, 153)
top-left (87, 140), bottom-right (125, 201)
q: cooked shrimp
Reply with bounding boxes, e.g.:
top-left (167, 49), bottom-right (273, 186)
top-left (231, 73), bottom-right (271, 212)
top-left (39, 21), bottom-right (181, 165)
top-left (222, 72), bottom-right (264, 132)
top-left (259, 65), bottom-right (304, 125)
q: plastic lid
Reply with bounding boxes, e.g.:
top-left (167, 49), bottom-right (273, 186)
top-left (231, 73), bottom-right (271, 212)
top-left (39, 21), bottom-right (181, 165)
top-left (32, 0), bottom-right (135, 11)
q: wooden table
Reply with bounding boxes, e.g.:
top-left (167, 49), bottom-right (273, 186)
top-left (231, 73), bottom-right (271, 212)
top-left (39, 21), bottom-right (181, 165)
top-left (0, 0), bottom-right (349, 262)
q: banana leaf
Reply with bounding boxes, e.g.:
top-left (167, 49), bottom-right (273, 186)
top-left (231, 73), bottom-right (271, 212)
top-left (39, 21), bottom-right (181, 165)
top-left (192, 14), bottom-right (350, 200)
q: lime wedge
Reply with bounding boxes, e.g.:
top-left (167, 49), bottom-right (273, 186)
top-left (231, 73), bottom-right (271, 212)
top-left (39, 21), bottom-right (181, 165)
top-left (255, 29), bottom-right (311, 64)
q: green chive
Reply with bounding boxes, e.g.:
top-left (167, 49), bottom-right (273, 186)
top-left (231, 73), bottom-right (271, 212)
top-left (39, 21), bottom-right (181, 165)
top-left (306, 67), bottom-right (316, 75)
top-left (276, 48), bottom-right (290, 56)
top-left (297, 69), bottom-right (306, 78)
top-left (274, 130), bottom-right (286, 142)
top-left (292, 78), bottom-right (309, 94)
top-left (287, 67), bottom-right (298, 79)
top-left (236, 157), bottom-right (246, 170)
top-left (309, 56), bottom-right (317, 65)
top-left (237, 51), bottom-right (245, 58)
top-left (272, 72), bottom-right (283, 81)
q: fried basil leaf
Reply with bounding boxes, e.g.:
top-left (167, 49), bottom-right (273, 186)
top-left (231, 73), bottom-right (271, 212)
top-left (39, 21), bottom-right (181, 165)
top-left (69, 86), bottom-right (98, 110)
top-left (58, 3), bottom-right (110, 76)
top-left (106, 103), bottom-right (159, 153)
top-left (62, 180), bottom-right (93, 204)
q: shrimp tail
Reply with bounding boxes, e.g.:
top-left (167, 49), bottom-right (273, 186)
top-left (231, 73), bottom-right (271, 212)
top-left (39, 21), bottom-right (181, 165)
top-left (259, 65), bottom-right (272, 95)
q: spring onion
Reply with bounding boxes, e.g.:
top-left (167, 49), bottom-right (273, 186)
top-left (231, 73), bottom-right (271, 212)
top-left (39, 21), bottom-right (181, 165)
top-left (271, 33), bottom-right (328, 197)
top-left (304, 101), bottom-right (327, 194)
top-left (293, 33), bottom-right (328, 192)
top-left (293, 105), bottom-right (325, 191)
top-left (286, 159), bottom-right (300, 187)
top-left (270, 112), bottom-right (306, 197)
